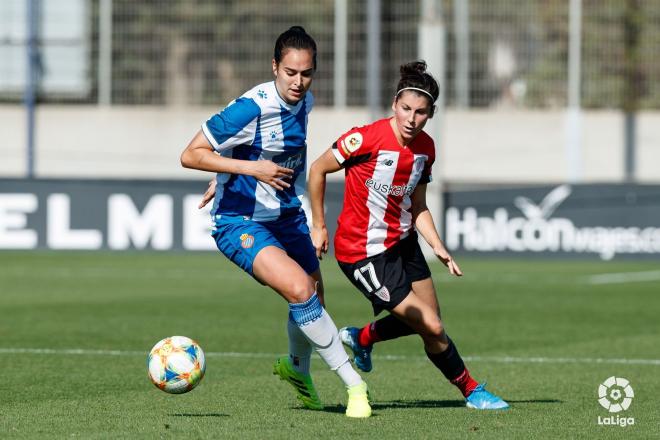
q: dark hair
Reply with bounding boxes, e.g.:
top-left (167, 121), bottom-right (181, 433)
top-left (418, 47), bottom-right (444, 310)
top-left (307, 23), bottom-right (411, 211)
top-left (395, 61), bottom-right (439, 114)
top-left (273, 26), bottom-right (317, 71)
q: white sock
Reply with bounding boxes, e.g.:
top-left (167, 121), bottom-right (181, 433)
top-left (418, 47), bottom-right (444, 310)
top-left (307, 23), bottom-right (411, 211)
top-left (287, 316), bottom-right (311, 375)
top-left (289, 293), bottom-right (363, 387)
top-left (335, 360), bottom-right (363, 388)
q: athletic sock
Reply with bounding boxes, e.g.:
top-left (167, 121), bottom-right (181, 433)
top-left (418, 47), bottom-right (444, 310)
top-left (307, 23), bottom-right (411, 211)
top-left (358, 322), bottom-right (380, 347)
top-left (425, 337), bottom-right (478, 397)
top-left (451, 368), bottom-right (479, 397)
top-left (335, 360), bottom-right (363, 388)
top-left (287, 316), bottom-right (312, 375)
top-left (359, 314), bottom-right (415, 346)
top-left (289, 293), bottom-right (361, 387)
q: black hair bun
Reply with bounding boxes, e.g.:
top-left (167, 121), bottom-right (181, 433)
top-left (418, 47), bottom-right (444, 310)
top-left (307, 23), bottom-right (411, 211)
top-left (400, 60), bottom-right (428, 76)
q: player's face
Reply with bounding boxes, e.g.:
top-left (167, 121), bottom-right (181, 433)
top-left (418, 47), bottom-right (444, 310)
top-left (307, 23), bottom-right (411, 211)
top-left (391, 91), bottom-right (433, 145)
top-left (272, 48), bottom-right (315, 105)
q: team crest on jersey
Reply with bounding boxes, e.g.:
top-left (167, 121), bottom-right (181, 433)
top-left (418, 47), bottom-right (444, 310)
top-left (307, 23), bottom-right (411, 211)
top-left (240, 233), bottom-right (255, 249)
top-left (374, 286), bottom-right (390, 302)
top-left (345, 133), bottom-right (363, 153)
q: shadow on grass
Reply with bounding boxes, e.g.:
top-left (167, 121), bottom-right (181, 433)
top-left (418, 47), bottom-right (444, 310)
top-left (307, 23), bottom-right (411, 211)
top-left (305, 400), bottom-right (465, 414)
top-left (170, 413), bottom-right (229, 417)
top-left (327, 398), bottom-right (562, 412)
top-left (289, 398), bottom-right (562, 415)
top-left (295, 405), bottom-right (346, 415)
top-left (374, 399), bottom-right (466, 409)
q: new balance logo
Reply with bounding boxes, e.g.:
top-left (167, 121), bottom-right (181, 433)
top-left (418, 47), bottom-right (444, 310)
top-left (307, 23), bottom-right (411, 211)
top-left (380, 159), bottom-right (394, 166)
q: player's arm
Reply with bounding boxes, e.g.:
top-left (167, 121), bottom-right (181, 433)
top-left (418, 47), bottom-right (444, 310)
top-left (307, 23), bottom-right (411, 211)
top-left (308, 148), bottom-right (342, 259)
top-left (411, 184), bottom-right (463, 276)
top-left (180, 130), bottom-right (293, 191)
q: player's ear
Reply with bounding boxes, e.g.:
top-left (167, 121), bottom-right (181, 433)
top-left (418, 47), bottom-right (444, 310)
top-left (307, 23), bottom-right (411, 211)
top-left (391, 98), bottom-right (397, 113)
top-left (272, 59), bottom-right (278, 77)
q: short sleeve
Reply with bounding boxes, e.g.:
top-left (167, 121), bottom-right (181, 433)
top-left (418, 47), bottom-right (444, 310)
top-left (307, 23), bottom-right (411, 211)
top-left (306, 91), bottom-right (314, 113)
top-left (331, 126), bottom-right (369, 165)
top-left (418, 158), bottom-right (434, 185)
top-left (202, 97), bottom-right (261, 152)
top-left (418, 139), bottom-right (435, 185)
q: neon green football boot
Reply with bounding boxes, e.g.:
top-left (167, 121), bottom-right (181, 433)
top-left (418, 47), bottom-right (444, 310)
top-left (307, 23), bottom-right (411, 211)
top-left (345, 381), bottom-right (372, 418)
top-left (273, 356), bottom-right (323, 410)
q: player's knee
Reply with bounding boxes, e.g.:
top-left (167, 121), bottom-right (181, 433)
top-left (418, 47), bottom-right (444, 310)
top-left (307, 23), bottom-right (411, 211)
top-left (424, 319), bottom-right (445, 340)
top-left (285, 278), bottom-right (316, 304)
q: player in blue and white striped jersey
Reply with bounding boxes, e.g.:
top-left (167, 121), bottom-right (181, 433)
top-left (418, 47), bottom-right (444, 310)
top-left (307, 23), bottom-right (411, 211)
top-left (181, 26), bottom-right (371, 418)
top-left (202, 77), bottom-right (311, 222)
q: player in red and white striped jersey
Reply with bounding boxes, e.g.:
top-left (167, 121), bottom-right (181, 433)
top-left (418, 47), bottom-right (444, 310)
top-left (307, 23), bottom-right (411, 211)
top-left (331, 117), bottom-right (435, 263)
top-left (309, 61), bottom-right (508, 410)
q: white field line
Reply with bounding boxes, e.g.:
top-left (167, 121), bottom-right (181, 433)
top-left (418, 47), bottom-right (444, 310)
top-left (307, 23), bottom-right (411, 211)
top-left (0, 266), bottom-right (247, 281)
top-left (0, 347), bottom-right (659, 366)
top-left (585, 270), bottom-right (660, 285)
top-left (6, 266), bottom-right (658, 286)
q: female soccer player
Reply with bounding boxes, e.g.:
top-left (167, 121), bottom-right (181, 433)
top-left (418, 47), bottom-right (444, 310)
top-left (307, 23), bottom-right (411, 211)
top-left (180, 26), bottom-right (370, 418)
top-left (308, 60), bottom-right (508, 410)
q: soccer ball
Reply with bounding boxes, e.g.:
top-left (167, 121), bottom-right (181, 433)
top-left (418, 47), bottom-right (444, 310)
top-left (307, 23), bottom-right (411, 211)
top-left (147, 336), bottom-right (206, 394)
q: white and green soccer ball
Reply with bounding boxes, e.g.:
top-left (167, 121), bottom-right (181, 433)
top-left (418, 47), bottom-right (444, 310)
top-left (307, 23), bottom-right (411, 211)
top-left (147, 336), bottom-right (206, 394)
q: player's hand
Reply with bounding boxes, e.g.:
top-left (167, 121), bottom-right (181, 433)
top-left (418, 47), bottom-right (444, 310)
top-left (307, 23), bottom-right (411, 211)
top-left (435, 250), bottom-right (463, 276)
top-left (198, 179), bottom-right (216, 209)
top-left (251, 160), bottom-right (294, 191)
top-left (311, 225), bottom-right (329, 260)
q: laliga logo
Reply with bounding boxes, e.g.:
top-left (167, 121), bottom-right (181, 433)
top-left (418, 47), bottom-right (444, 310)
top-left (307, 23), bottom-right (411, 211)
top-left (598, 376), bottom-right (634, 413)
top-left (597, 376), bottom-right (635, 428)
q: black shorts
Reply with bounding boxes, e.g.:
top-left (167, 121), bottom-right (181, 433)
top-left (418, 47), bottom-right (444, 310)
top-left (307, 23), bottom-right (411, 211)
top-left (338, 232), bottom-right (432, 316)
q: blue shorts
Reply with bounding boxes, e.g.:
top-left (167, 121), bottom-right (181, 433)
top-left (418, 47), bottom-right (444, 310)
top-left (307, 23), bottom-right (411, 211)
top-left (212, 214), bottom-right (320, 277)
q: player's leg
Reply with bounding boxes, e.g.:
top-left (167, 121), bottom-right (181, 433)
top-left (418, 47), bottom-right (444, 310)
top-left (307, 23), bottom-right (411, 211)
top-left (338, 314), bottom-right (413, 372)
top-left (391, 280), bottom-right (508, 409)
top-left (337, 249), bottom-right (415, 372)
top-left (280, 217), bottom-right (370, 418)
top-left (353, 235), bottom-right (440, 350)
top-left (390, 291), bottom-right (470, 391)
top-left (212, 217), bottom-right (325, 409)
top-left (342, 236), bottom-right (464, 372)
top-left (310, 268), bottom-right (325, 304)
top-left (266, 217), bottom-right (370, 417)
top-left (410, 277), bottom-right (440, 312)
top-left (280, 269), bottom-right (322, 383)
top-left (268, 214), bottom-right (360, 387)
top-left (275, 219), bottom-right (323, 380)
top-left (340, 278), bottom-right (440, 364)
top-left (404, 236), bottom-right (507, 409)
top-left (398, 233), bottom-right (507, 408)
top-left (342, 280), bottom-right (437, 358)
top-left (252, 245), bottom-right (314, 301)
top-left (338, 235), bottom-right (424, 371)
top-left (339, 286), bottom-right (429, 369)
top-left (256, 254), bottom-right (323, 409)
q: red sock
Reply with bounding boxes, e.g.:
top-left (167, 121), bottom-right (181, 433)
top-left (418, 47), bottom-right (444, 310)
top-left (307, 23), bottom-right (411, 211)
top-left (451, 368), bottom-right (479, 397)
top-left (358, 322), bottom-right (381, 347)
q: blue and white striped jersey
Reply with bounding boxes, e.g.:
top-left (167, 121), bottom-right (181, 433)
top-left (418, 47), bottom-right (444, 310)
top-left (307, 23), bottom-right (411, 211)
top-left (202, 81), bottom-right (313, 222)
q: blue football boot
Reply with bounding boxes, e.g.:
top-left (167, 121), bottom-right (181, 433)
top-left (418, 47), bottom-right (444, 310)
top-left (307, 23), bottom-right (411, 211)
top-left (339, 327), bottom-right (373, 373)
top-left (465, 383), bottom-right (509, 410)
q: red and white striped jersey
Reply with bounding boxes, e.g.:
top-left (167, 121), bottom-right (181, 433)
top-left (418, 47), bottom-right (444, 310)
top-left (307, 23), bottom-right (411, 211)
top-left (331, 118), bottom-right (435, 263)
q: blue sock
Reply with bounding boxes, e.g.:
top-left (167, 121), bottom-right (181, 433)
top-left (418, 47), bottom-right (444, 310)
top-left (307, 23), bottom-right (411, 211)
top-left (288, 293), bottom-right (323, 325)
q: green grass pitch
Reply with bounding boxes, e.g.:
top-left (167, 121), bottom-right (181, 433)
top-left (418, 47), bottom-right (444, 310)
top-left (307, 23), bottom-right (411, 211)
top-left (0, 251), bottom-right (658, 439)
